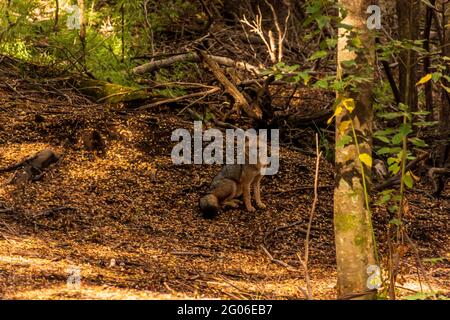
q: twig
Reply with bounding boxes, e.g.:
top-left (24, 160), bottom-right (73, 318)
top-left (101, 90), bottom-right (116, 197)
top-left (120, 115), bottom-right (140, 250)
top-left (32, 206), bottom-right (77, 218)
top-left (404, 232), bottom-right (434, 292)
top-left (297, 134), bottom-right (322, 300)
top-left (260, 245), bottom-right (298, 271)
top-left (136, 87), bottom-right (220, 110)
top-left (268, 185), bottom-right (333, 194)
top-left (171, 251), bottom-right (212, 258)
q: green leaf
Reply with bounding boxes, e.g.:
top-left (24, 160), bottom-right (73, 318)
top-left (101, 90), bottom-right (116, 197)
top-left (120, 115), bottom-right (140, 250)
top-left (404, 292), bottom-right (437, 300)
top-left (377, 147), bottom-right (392, 155)
top-left (374, 128), bottom-right (396, 136)
top-left (377, 194), bottom-right (392, 205)
top-left (441, 84), bottom-right (450, 93)
top-left (410, 138), bottom-right (428, 147)
top-left (298, 71), bottom-right (311, 85)
top-left (387, 157), bottom-right (399, 165)
top-left (341, 59), bottom-right (357, 68)
top-left (423, 257), bottom-right (447, 265)
top-left (398, 103), bottom-right (409, 111)
top-left (374, 135), bottom-right (390, 143)
top-left (336, 135), bottom-right (353, 148)
top-left (388, 205), bottom-right (398, 213)
top-left (377, 147), bottom-right (402, 155)
top-left (379, 112), bottom-right (405, 120)
top-left (389, 218), bottom-right (402, 226)
top-left (325, 38), bottom-right (337, 49)
top-left (413, 121), bottom-right (438, 127)
top-left (432, 72), bottom-right (442, 82)
top-left (389, 163), bottom-right (401, 175)
top-left (399, 123), bottom-right (413, 136)
top-left (411, 111), bottom-right (431, 116)
top-left (315, 16), bottom-right (329, 29)
top-left (314, 79), bottom-right (329, 89)
top-left (309, 50), bottom-right (328, 61)
top-left (404, 172), bottom-right (414, 189)
top-left (392, 133), bottom-right (403, 145)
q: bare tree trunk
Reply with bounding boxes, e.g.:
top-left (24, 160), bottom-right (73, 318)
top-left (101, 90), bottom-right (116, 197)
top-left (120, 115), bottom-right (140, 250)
top-left (424, 0), bottom-right (435, 120)
top-left (54, 0), bottom-right (59, 32)
top-left (335, 0), bottom-right (378, 300)
top-left (77, 0), bottom-right (86, 67)
top-left (396, 0), bottom-right (420, 111)
top-left (440, 1), bottom-right (450, 130)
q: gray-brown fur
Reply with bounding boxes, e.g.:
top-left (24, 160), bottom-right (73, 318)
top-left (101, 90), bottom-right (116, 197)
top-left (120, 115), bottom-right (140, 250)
top-left (199, 163), bottom-right (266, 218)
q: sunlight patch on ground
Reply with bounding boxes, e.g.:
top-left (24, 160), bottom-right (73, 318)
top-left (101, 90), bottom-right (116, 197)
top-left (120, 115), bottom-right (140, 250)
top-left (5, 284), bottom-right (213, 300)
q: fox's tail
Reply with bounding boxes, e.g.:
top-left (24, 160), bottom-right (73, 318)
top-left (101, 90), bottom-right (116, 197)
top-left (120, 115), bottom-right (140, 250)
top-left (199, 194), bottom-right (219, 218)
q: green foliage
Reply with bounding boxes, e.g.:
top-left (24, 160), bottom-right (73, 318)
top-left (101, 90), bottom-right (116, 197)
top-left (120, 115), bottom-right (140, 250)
top-left (403, 292), bottom-right (449, 300)
top-left (0, 0), bottom-right (199, 86)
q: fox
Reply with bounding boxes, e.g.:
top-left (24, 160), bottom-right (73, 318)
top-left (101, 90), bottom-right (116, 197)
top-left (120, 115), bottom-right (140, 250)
top-left (199, 162), bottom-right (266, 218)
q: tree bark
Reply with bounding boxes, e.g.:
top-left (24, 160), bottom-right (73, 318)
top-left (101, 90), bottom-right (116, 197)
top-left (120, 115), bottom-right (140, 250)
top-left (424, 0), bottom-right (435, 120)
top-left (335, 0), bottom-right (378, 300)
top-left (440, 1), bottom-right (450, 130)
top-left (77, 0), bottom-right (86, 67)
top-left (396, 0), bottom-right (420, 111)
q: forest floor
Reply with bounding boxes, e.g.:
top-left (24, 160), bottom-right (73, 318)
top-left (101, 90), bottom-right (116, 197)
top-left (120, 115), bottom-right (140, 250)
top-left (0, 69), bottom-right (449, 300)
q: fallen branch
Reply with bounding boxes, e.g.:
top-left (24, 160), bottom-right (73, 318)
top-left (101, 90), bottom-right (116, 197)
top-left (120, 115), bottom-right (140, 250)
top-left (268, 185), bottom-right (333, 194)
top-left (375, 152), bottom-right (430, 191)
top-left (33, 206), bottom-right (77, 219)
top-left (132, 52), bottom-right (261, 75)
top-left (136, 86), bottom-right (220, 110)
top-left (273, 108), bottom-right (334, 127)
top-left (197, 50), bottom-right (262, 119)
top-left (171, 251), bottom-right (212, 258)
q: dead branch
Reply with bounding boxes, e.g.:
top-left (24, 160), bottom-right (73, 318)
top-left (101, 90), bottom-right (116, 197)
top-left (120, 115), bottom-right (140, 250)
top-left (132, 52), bottom-right (261, 75)
top-left (260, 245), bottom-right (298, 271)
top-left (268, 185), bottom-right (333, 194)
top-left (171, 251), bottom-right (212, 258)
top-left (136, 86), bottom-right (220, 110)
top-left (297, 134), bottom-right (321, 300)
top-left (33, 206), bottom-right (77, 218)
top-left (273, 108), bottom-right (334, 127)
top-left (197, 50), bottom-right (262, 119)
top-left (375, 152), bottom-right (430, 191)
top-left (241, 9), bottom-right (277, 63)
top-left (264, 0), bottom-right (291, 62)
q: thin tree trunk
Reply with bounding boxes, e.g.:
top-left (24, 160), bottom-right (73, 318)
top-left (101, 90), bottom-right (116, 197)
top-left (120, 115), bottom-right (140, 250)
top-left (54, 0), bottom-right (59, 32)
top-left (121, 4), bottom-right (125, 62)
top-left (440, 1), bottom-right (450, 130)
top-left (424, 0), bottom-right (435, 120)
top-left (335, 0), bottom-right (378, 300)
top-left (77, 0), bottom-right (86, 67)
top-left (396, 0), bottom-right (420, 111)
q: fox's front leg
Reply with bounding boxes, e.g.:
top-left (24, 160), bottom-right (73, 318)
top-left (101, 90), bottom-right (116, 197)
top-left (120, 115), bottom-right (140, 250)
top-left (253, 175), bottom-right (266, 209)
top-left (243, 182), bottom-right (256, 212)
